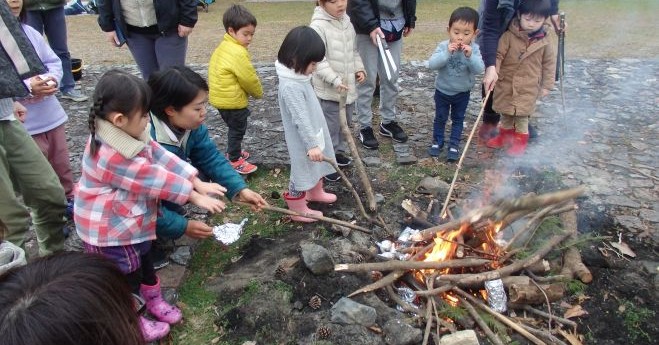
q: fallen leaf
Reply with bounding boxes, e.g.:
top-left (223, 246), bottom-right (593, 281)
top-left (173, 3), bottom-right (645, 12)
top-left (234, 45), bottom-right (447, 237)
top-left (609, 241), bottom-right (636, 257)
top-left (564, 305), bottom-right (589, 319)
top-left (558, 329), bottom-right (584, 345)
top-left (576, 293), bottom-right (591, 304)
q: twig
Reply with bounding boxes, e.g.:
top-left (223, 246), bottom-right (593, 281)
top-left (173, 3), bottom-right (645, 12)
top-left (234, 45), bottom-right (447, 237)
top-left (453, 287), bottom-right (547, 345)
top-left (440, 91), bottom-right (491, 217)
top-left (508, 303), bottom-right (578, 331)
top-left (457, 295), bottom-right (505, 345)
top-left (348, 270), bottom-right (404, 297)
top-left (338, 91), bottom-right (377, 210)
top-left (518, 323), bottom-right (568, 345)
top-left (335, 258), bottom-right (491, 272)
top-left (503, 204), bottom-right (561, 251)
top-left (414, 284), bottom-right (454, 296)
top-left (527, 274), bottom-right (553, 331)
top-left (422, 297), bottom-right (433, 345)
top-left (233, 201), bottom-right (371, 233)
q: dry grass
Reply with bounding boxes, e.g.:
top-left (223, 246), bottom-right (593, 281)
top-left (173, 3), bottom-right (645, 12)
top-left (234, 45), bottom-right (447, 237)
top-left (66, 0), bottom-right (659, 67)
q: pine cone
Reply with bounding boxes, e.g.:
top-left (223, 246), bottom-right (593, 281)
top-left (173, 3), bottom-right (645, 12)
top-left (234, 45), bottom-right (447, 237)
top-left (308, 295), bottom-right (322, 310)
top-left (317, 326), bottom-right (331, 339)
top-left (370, 270), bottom-right (383, 281)
top-left (274, 265), bottom-right (286, 278)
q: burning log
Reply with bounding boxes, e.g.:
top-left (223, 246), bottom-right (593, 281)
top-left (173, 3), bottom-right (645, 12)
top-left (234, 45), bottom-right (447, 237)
top-left (508, 283), bottom-right (565, 304)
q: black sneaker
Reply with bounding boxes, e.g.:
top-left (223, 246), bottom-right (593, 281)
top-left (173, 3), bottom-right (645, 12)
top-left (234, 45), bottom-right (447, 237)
top-left (359, 127), bottom-right (379, 149)
top-left (335, 152), bottom-right (352, 167)
top-left (447, 147), bottom-right (460, 162)
top-left (324, 172), bottom-right (341, 182)
top-left (379, 121), bottom-right (408, 143)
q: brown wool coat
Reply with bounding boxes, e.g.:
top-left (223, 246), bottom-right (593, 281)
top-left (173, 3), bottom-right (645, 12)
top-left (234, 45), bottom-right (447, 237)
top-left (493, 19), bottom-right (556, 117)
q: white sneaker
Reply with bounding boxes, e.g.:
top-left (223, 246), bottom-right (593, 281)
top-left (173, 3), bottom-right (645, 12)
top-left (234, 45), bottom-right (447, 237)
top-left (61, 89), bottom-right (88, 102)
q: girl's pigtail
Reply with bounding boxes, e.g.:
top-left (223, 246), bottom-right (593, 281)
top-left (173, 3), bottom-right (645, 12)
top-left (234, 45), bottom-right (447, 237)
top-left (88, 99), bottom-right (103, 156)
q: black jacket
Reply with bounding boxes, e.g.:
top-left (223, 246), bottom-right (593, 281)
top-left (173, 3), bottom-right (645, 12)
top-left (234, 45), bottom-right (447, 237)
top-left (97, 0), bottom-right (197, 36)
top-left (347, 0), bottom-right (417, 35)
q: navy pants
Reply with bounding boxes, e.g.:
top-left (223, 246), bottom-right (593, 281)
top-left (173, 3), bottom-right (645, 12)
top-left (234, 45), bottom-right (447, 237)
top-left (433, 89), bottom-right (470, 149)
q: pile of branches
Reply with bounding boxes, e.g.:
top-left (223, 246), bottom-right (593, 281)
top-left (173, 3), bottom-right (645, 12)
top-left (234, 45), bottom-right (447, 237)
top-left (335, 187), bottom-right (591, 345)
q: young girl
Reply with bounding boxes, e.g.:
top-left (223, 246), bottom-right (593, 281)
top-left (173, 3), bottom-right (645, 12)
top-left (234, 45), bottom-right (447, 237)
top-left (74, 70), bottom-right (225, 342)
top-left (148, 66), bottom-right (266, 241)
top-left (276, 26), bottom-right (337, 222)
top-left (486, 0), bottom-right (556, 156)
top-left (9, 0), bottom-right (75, 217)
top-left (310, 0), bottom-right (366, 181)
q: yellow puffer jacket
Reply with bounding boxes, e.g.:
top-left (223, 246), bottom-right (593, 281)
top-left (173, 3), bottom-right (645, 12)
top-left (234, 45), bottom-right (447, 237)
top-left (209, 33), bottom-right (263, 109)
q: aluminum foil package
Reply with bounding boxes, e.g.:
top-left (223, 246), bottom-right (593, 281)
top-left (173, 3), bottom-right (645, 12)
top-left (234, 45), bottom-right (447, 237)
top-left (397, 227), bottom-right (419, 242)
top-left (212, 218), bottom-right (248, 245)
top-left (395, 286), bottom-right (418, 312)
top-left (484, 279), bottom-right (508, 313)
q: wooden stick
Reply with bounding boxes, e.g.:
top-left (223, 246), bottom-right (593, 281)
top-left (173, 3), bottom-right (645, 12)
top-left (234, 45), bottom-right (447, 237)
top-left (322, 156), bottom-right (385, 229)
top-left (335, 258), bottom-right (491, 272)
top-left (347, 270), bottom-right (404, 297)
top-left (338, 91), bottom-right (377, 211)
top-left (503, 203), bottom-right (561, 251)
top-left (559, 209), bottom-right (593, 283)
top-left (518, 323), bottom-right (568, 345)
top-left (440, 91), bottom-right (491, 217)
top-left (457, 295), bottom-right (505, 345)
top-left (508, 283), bottom-right (564, 304)
top-left (508, 303), bottom-right (578, 330)
top-left (453, 287), bottom-right (547, 345)
top-left (233, 201), bottom-right (372, 234)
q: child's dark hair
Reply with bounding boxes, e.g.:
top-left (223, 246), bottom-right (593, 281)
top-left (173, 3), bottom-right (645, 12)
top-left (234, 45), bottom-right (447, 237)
top-left (148, 66), bottom-right (208, 123)
top-left (223, 4), bottom-right (257, 32)
top-left (518, 0), bottom-right (553, 18)
top-left (88, 70), bottom-right (151, 155)
top-left (449, 7), bottom-right (479, 30)
top-left (0, 252), bottom-right (144, 345)
top-left (277, 26), bottom-right (325, 74)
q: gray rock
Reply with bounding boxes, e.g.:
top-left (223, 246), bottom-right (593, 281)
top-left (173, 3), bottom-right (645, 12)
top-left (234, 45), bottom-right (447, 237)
top-left (375, 193), bottom-right (385, 204)
top-left (300, 242), bottom-right (335, 275)
top-left (169, 246), bottom-right (191, 266)
top-left (383, 319), bottom-right (423, 345)
top-left (640, 209), bottom-right (659, 223)
top-left (362, 156), bottom-right (382, 167)
top-left (440, 330), bottom-right (481, 345)
top-left (330, 297), bottom-right (377, 326)
top-left (606, 195), bottom-right (641, 208)
top-left (331, 210), bottom-right (356, 221)
top-left (638, 261), bottom-right (659, 275)
top-left (614, 215), bottom-right (645, 231)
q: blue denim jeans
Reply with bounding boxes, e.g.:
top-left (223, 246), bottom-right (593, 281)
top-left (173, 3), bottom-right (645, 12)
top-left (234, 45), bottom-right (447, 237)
top-left (25, 7), bottom-right (76, 93)
top-left (433, 89), bottom-right (470, 149)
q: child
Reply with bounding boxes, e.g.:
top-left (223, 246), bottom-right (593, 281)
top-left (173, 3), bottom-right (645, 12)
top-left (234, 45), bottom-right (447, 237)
top-left (74, 70), bottom-right (225, 342)
top-left (148, 66), bottom-right (267, 241)
top-left (427, 6), bottom-right (484, 162)
top-left (209, 4), bottom-right (262, 175)
top-left (9, 0), bottom-right (75, 218)
top-left (276, 26), bottom-right (337, 223)
top-left (486, 0), bottom-right (556, 156)
top-left (0, 252), bottom-right (143, 345)
top-left (310, 0), bottom-right (366, 181)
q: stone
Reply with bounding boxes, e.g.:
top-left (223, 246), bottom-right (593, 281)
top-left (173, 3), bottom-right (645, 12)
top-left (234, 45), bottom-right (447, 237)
top-left (375, 193), bottom-right (385, 204)
top-left (614, 215), bottom-right (645, 231)
top-left (170, 246), bottom-right (192, 266)
top-left (606, 195), bottom-right (641, 208)
top-left (158, 263), bottom-right (186, 288)
top-left (331, 210), bottom-right (356, 221)
top-left (300, 242), bottom-right (335, 275)
top-left (640, 209), bottom-right (659, 223)
top-left (440, 330), bottom-right (480, 345)
top-left (330, 297), bottom-right (377, 326)
top-left (362, 156), bottom-right (382, 167)
top-left (383, 319), bottom-right (423, 345)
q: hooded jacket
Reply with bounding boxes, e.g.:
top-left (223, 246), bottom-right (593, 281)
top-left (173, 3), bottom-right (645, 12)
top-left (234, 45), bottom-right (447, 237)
top-left (310, 6), bottom-right (365, 104)
top-left (493, 18), bottom-right (556, 117)
top-left (347, 0), bottom-right (416, 35)
top-left (208, 33), bottom-right (263, 110)
top-left (96, 0), bottom-right (197, 37)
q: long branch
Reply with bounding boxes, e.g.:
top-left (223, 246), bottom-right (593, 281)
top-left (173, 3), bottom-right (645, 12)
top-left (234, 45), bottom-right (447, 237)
top-left (335, 258), bottom-right (491, 272)
top-left (457, 295), bottom-right (505, 345)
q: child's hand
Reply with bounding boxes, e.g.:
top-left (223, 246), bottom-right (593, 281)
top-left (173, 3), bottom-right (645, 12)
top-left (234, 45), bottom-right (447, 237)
top-left (29, 76), bottom-right (57, 96)
top-left (193, 178), bottom-right (227, 197)
top-left (189, 191), bottom-right (226, 214)
top-left (236, 189), bottom-right (268, 211)
top-left (541, 88), bottom-right (551, 98)
top-left (184, 220), bottom-right (213, 239)
top-left (355, 71), bottom-right (366, 84)
top-left (307, 147), bottom-right (323, 162)
top-left (448, 42), bottom-right (460, 53)
top-left (462, 44), bottom-right (473, 58)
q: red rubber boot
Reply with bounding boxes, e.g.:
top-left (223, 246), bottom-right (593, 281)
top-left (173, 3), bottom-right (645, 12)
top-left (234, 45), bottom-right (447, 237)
top-left (486, 127), bottom-right (515, 149)
top-left (506, 132), bottom-right (529, 156)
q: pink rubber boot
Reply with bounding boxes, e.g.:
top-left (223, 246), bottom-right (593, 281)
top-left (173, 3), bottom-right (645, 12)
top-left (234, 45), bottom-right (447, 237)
top-left (305, 180), bottom-right (337, 203)
top-left (139, 316), bottom-right (170, 342)
top-left (284, 192), bottom-right (323, 222)
top-left (140, 277), bottom-right (183, 324)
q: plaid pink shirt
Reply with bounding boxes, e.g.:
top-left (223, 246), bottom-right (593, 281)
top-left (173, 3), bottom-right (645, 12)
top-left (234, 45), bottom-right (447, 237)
top-left (75, 127), bottom-right (198, 247)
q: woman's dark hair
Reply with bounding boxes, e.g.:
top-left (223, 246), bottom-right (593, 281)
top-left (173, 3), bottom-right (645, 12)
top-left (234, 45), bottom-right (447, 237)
top-left (148, 66), bottom-right (208, 123)
top-left (277, 26), bottom-right (325, 74)
top-left (0, 252), bottom-right (144, 345)
top-left (518, 0), bottom-right (553, 18)
top-left (449, 7), bottom-right (479, 30)
top-left (223, 4), bottom-right (257, 31)
top-left (88, 70), bottom-right (151, 155)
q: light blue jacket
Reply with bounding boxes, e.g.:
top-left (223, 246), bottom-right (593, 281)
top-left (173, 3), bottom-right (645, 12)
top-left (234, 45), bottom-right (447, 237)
top-left (428, 40), bottom-right (484, 96)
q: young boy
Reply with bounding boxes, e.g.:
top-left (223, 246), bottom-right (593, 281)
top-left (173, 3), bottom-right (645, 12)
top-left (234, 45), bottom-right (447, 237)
top-left (486, 0), bottom-right (556, 156)
top-left (209, 4), bottom-right (263, 174)
top-left (427, 7), bottom-right (484, 162)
